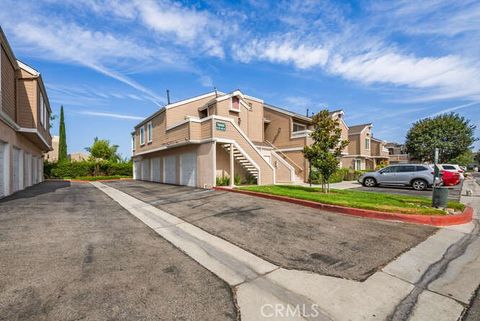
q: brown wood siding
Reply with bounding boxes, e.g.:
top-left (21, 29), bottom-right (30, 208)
top-left (1, 46), bottom-right (16, 121)
top-left (16, 79), bottom-right (35, 128)
top-left (165, 95), bottom-right (216, 128)
top-left (264, 108), bottom-right (309, 149)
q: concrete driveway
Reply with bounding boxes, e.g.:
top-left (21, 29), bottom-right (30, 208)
top-left (106, 180), bottom-right (436, 281)
top-left (0, 182), bottom-right (237, 321)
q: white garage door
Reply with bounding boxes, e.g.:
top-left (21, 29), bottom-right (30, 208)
top-left (32, 156), bottom-right (38, 184)
top-left (151, 158), bottom-right (161, 182)
top-left (0, 143), bottom-right (6, 197)
top-left (24, 153), bottom-right (31, 187)
top-left (12, 148), bottom-right (20, 192)
top-left (164, 156), bottom-right (176, 184)
top-left (38, 157), bottom-right (43, 182)
top-left (133, 160), bottom-right (141, 180)
top-left (141, 159), bottom-right (150, 180)
top-left (180, 153), bottom-right (197, 187)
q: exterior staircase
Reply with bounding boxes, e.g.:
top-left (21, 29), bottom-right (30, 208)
top-left (221, 144), bottom-right (259, 179)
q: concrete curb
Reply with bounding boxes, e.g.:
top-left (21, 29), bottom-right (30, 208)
top-left (214, 187), bottom-right (473, 227)
top-left (45, 178), bottom-right (134, 183)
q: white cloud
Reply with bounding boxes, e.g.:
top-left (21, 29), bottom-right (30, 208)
top-left (78, 111), bottom-right (144, 120)
top-left (134, 0), bottom-right (208, 42)
top-left (235, 39), bottom-right (329, 69)
top-left (328, 52), bottom-right (480, 100)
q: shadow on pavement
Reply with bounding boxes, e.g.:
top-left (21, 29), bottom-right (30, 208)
top-left (0, 181), bottom-right (71, 203)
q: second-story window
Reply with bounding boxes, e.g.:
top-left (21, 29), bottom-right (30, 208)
top-left (140, 126), bottom-right (145, 145)
top-left (365, 138), bottom-right (370, 150)
top-left (39, 94), bottom-right (44, 127)
top-left (293, 122), bottom-right (306, 132)
top-left (232, 96), bottom-right (240, 110)
top-left (147, 122), bottom-right (152, 143)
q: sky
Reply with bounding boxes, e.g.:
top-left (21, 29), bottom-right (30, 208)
top-left (1, 0), bottom-right (479, 158)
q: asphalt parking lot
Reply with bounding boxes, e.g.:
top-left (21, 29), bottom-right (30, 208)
top-left (106, 180), bottom-right (436, 281)
top-left (0, 182), bottom-right (237, 321)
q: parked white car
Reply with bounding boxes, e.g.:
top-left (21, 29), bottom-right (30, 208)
top-left (437, 164), bottom-right (465, 179)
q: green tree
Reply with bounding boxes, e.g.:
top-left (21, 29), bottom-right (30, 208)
top-left (450, 150), bottom-right (474, 166)
top-left (58, 106), bottom-right (68, 162)
top-left (85, 137), bottom-right (121, 162)
top-left (303, 110), bottom-right (349, 193)
top-left (405, 113), bottom-right (477, 163)
top-left (474, 150), bottom-right (480, 164)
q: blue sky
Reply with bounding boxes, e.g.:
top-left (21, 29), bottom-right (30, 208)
top-left (1, 0), bottom-right (479, 158)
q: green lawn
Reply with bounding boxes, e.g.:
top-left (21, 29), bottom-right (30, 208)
top-left (238, 185), bottom-right (465, 215)
top-left (67, 175), bottom-right (132, 181)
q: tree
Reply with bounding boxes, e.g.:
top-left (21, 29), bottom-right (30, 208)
top-left (85, 137), bottom-right (121, 162)
top-left (450, 150), bottom-right (474, 166)
top-left (58, 106), bottom-right (68, 162)
top-left (405, 113), bottom-right (477, 163)
top-left (303, 110), bottom-right (349, 193)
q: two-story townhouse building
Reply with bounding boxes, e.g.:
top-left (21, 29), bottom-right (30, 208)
top-left (341, 123), bottom-right (389, 170)
top-left (131, 89), bottom-right (355, 188)
top-left (0, 27), bottom-right (52, 198)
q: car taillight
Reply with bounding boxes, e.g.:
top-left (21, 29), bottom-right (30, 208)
top-left (458, 170), bottom-right (464, 173)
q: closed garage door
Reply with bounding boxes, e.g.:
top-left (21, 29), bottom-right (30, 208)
top-left (141, 159), bottom-right (150, 180)
top-left (24, 153), bottom-right (31, 187)
top-left (180, 153), bottom-right (197, 187)
top-left (133, 160), bottom-right (141, 180)
top-left (12, 148), bottom-right (20, 192)
top-left (164, 156), bottom-right (176, 184)
top-left (151, 158), bottom-right (161, 182)
top-left (0, 143), bottom-right (6, 197)
top-left (32, 156), bottom-right (38, 184)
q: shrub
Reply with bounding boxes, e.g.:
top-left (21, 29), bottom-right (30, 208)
top-left (44, 160), bottom-right (132, 179)
top-left (310, 168), bottom-right (349, 184)
top-left (216, 175), bottom-right (230, 186)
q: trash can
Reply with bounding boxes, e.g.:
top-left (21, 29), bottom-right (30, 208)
top-left (432, 187), bottom-right (449, 208)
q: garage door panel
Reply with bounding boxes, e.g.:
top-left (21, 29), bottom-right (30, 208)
top-left (180, 153), bottom-right (197, 187)
top-left (164, 156), bottom-right (176, 184)
top-left (133, 160), bottom-right (141, 180)
top-left (151, 158), bottom-right (161, 182)
top-left (141, 159), bottom-right (150, 181)
top-left (0, 143), bottom-right (6, 197)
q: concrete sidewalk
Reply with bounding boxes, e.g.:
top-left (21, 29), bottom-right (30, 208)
top-left (94, 181), bottom-right (480, 321)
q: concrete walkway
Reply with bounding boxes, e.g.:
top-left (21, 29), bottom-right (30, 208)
top-left (92, 181), bottom-right (480, 321)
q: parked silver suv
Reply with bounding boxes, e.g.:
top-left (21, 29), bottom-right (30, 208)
top-left (358, 164), bottom-right (434, 191)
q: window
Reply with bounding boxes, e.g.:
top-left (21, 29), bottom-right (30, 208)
top-left (442, 165), bottom-right (456, 170)
top-left (416, 166), bottom-right (429, 171)
top-left (397, 165), bottom-right (416, 172)
top-left (39, 94), bottom-right (44, 126)
top-left (131, 134), bottom-right (135, 151)
top-left (140, 126), bottom-right (145, 145)
top-left (147, 122), bottom-right (152, 143)
top-left (365, 138), bottom-right (370, 150)
top-left (354, 159), bottom-right (362, 170)
top-left (381, 166), bottom-right (397, 173)
top-left (293, 122), bottom-right (307, 132)
top-left (231, 96), bottom-right (240, 110)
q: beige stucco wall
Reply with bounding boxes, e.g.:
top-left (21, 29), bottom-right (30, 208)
top-left (165, 95), bottom-right (216, 128)
top-left (271, 152), bottom-right (293, 183)
top-left (133, 142), bottom-right (215, 188)
top-left (0, 119), bottom-right (44, 195)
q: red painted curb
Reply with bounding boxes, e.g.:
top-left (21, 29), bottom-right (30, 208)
top-left (214, 187), bottom-right (473, 227)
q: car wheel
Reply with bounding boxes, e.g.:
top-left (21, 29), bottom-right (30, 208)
top-left (412, 179), bottom-right (427, 191)
top-left (363, 177), bottom-right (377, 187)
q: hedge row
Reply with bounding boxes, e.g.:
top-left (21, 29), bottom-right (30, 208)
top-left (44, 160), bottom-right (132, 179)
top-left (310, 168), bottom-right (369, 184)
